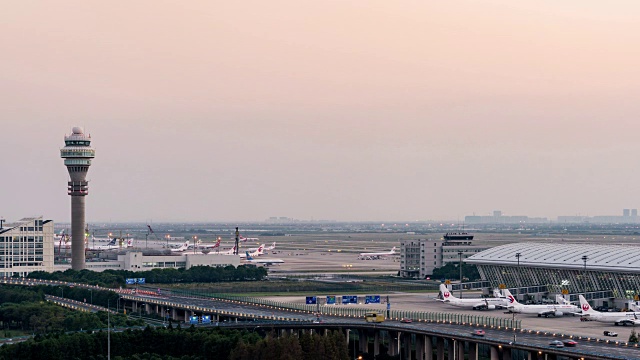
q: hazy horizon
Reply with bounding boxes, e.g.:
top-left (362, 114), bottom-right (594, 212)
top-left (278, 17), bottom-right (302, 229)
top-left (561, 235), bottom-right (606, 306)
top-left (2, 1), bottom-right (640, 223)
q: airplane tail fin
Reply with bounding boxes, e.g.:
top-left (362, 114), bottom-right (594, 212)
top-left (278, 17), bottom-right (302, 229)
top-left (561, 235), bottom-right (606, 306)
top-left (493, 289), bottom-right (504, 298)
top-left (439, 284), bottom-right (456, 300)
top-left (246, 251), bottom-right (253, 260)
top-left (579, 295), bottom-right (596, 314)
top-left (391, 246), bottom-right (396, 253)
top-left (503, 289), bottom-right (519, 305)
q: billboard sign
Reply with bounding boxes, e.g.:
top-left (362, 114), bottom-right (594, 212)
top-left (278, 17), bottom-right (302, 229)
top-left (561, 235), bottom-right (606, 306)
top-left (190, 316), bottom-right (199, 325)
top-left (305, 296), bottom-right (317, 305)
top-left (202, 315), bottom-right (211, 324)
top-left (342, 295), bottom-right (358, 304)
top-left (365, 295), bottom-right (381, 304)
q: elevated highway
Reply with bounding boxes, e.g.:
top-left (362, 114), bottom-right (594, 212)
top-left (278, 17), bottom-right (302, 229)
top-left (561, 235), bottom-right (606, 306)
top-left (5, 277), bottom-right (640, 359)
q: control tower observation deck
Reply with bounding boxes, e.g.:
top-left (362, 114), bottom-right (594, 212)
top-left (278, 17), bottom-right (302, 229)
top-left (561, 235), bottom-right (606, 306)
top-left (60, 127), bottom-right (95, 270)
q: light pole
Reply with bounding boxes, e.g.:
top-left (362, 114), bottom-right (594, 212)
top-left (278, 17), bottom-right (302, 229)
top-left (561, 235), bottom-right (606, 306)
top-left (458, 251), bottom-right (463, 298)
top-left (582, 255), bottom-right (588, 295)
top-left (89, 289), bottom-right (92, 305)
top-left (515, 252), bottom-right (522, 289)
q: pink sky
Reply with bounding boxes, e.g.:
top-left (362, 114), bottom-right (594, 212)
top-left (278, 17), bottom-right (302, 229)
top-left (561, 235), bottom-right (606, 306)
top-left (2, 1), bottom-right (640, 222)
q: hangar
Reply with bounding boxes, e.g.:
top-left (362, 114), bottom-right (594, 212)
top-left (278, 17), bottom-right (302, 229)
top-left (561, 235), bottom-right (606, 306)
top-left (465, 242), bottom-right (640, 309)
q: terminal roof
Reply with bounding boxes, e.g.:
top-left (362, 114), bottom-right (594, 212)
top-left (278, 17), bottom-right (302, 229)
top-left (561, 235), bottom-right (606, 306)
top-left (465, 242), bottom-right (640, 273)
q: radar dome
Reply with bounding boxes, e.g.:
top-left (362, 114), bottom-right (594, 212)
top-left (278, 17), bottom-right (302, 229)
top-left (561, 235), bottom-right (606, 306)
top-left (72, 127), bottom-right (84, 135)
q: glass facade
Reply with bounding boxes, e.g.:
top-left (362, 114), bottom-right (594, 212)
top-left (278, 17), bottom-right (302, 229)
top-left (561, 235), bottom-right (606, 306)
top-left (479, 264), bottom-right (630, 300)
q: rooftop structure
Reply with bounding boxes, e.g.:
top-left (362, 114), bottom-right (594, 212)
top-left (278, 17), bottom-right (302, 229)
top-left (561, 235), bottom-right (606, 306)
top-left (60, 127), bottom-right (95, 270)
top-left (466, 242), bottom-right (640, 306)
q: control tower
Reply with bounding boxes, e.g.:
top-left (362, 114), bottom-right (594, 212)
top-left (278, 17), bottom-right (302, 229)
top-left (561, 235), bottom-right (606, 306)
top-left (60, 127), bottom-right (95, 270)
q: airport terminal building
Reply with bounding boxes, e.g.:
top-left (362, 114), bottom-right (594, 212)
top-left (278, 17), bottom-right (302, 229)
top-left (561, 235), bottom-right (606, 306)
top-left (400, 238), bottom-right (489, 279)
top-left (466, 242), bottom-right (640, 308)
top-left (0, 217), bottom-right (55, 277)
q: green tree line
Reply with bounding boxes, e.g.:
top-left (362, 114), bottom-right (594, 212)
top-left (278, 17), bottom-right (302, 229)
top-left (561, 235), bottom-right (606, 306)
top-left (0, 327), bottom-right (350, 360)
top-left (0, 285), bottom-right (142, 335)
top-left (431, 263), bottom-right (481, 282)
top-left (27, 265), bottom-right (268, 287)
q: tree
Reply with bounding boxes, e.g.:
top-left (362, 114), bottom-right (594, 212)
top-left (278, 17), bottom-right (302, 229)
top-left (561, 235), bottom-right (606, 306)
top-left (629, 329), bottom-right (638, 343)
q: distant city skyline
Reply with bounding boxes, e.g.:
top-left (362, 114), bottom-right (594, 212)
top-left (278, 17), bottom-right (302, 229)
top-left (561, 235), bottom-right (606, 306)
top-left (2, 1), bottom-right (640, 223)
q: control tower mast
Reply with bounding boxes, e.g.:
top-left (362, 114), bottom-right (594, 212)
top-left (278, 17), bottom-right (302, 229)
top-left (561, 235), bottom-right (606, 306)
top-left (60, 127), bottom-right (95, 270)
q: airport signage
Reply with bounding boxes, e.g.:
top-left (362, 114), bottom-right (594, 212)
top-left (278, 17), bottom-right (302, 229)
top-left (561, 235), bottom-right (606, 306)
top-left (190, 316), bottom-right (199, 325)
top-left (306, 296), bottom-right (317, 305)
top-left (125, 278), bottom-right (146, 285)
top-left (342, 295), bottom-right (358, 304)
top-left (326, 296), bottom-right (336, 305)
top-left (365, 295), bottom-right (380, 304)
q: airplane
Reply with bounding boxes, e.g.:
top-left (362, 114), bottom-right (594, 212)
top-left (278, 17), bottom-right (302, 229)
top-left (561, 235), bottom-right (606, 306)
top-left (437, 284), bottom-right (509, 310)
top-left (87, 238), bottom-right (121, 251)
top-left (265, 242), bottom-right (276, 251)
top-left (579, 295), bottom-right (640, 325)
top-left (246, 244), bottom-right (267, 254)
top-left (244, 251), bottom-right (284, 265)
top-left (239, 234), bottom-right (259, 242)
top-left (220, 245), bottom-right (238, 255)
top-left (198, 238), bottom-right (221, 250)
top-left (504, 289), bottom-right (579, 317)
top-left (170, 241), bottom-right (190, 253)
top-left (240, 245), bottom-right (265, 258)
top-left (358, 247), bottom-right (397, 259)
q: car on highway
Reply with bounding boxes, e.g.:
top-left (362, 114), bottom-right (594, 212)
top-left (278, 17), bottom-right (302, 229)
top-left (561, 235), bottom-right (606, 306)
top-left (562, 340), bottom-right (577, 347)
top-left (400, 318), bottom-right (412, 324)
top-left (549, 340), bottom-right (564, 348)
top-left (471, 329), bottom-right (485, 336)
top-left (604, 331), bottom-right (618, 337)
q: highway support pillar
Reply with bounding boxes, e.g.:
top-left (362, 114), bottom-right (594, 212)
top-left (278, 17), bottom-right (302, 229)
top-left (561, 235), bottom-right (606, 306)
top-left (415, 334), bottom-right (424, 360)
top-left (490, 346), bottom-right (499, 360)
top-left (171, 308), bottom-right (177, 321)
top-left (374, 331), bottom-right (380, 356)
top-left (423, 335), bottom-right (433, 360)
top-left (359, 331), bottom-right (368, 353)
top-left (388, 331), bottom-right (399, 356)
top-left (403, 333), bottom-right (412, 360)
top-left (346, 329), bottom-right (350, 347)
top-left (468, 341), bottom-right (478, 360)
top-left (502, 347), bottom-right (512, 360)
top-left (447, 339), bottom-right (455, 360)
top-left (456, 340), bottom-right (465, 360)
top-left (436, 337), bottom-right (445, 360)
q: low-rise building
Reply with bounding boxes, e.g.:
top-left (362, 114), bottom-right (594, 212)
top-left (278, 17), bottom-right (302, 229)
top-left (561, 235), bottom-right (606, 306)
top-left (85, 251), bottom-right (240, 272)
top-left (400, 237), bottom-right (488, 279)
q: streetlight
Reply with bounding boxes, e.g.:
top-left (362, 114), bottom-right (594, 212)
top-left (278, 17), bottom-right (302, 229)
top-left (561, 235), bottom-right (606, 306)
top-left (458, 251), bottom-right (463, 298)
top-left (582, 255), bottom-right (588, 296)
top-left (515, 252), bottom-right (522, 289)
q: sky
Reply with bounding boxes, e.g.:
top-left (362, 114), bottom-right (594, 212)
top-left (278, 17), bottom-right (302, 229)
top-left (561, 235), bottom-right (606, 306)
top-left (2, 1), bottom-right (640, 223)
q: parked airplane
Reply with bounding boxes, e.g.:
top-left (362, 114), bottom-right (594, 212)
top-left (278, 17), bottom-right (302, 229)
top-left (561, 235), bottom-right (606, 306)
top-left (239, 235), bottom-right (259, 242)
top-left (265, 242), bottom-right (276, 251)
top-left (220, 245), bottom-right (237, 255)
top-left (240, 245), bottom-right (264, 258)
top-left (579, 295), bottom-right (640, 325)
top-left (504, 289), bottom-right (579, 317)
top-left (438, 284), bottom-right (509, 310)
top-left (198, 238), bottom-right (221, 250)
top-left (245, 252), bottom-right (284, 265)
top-left (87, 238), bottom-right (121, 251)
top-left (170, 241), bottom-right (190, 253)
top-left (358, 247), bottom-right (397, 259)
